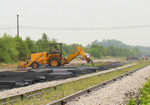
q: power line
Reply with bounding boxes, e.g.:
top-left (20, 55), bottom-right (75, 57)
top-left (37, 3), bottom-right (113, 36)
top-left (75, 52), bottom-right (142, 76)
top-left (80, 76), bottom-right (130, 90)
top-left (19, 24), bottom-right (150, 30)
top-left (0, 26), bottom-right (15, 30)
top-left (1, 24), bottom-right (150, 30)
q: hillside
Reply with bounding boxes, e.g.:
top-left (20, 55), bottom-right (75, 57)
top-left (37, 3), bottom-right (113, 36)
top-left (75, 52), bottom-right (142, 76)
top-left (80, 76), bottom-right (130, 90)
top-left (90, 39), bottom-right (150, 55)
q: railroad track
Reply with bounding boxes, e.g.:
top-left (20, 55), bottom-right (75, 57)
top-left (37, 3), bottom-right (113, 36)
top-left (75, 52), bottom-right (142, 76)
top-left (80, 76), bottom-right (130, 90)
top-left (48, 64), bottom-right (150, 105)
top-left (0, 62), bottom-right (128, 104)
top-left (0, 62), bottom-right (126, 90)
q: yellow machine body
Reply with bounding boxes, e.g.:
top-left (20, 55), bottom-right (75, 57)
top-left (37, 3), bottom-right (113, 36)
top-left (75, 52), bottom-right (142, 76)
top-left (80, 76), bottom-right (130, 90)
top-left (18, 47), bottom-right (93, 69)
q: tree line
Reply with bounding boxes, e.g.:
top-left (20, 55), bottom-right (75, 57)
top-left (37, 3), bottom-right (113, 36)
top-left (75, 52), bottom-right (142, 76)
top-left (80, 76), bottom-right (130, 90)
top-left (0, 33), bottom-right (141, 63)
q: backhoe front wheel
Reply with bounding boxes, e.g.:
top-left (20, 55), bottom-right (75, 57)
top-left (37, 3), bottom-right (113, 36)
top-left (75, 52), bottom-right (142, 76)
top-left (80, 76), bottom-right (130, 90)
top-left (31, 62), bottom-right (39, 69)
top-left (49, 57), bottom-right (61, 67)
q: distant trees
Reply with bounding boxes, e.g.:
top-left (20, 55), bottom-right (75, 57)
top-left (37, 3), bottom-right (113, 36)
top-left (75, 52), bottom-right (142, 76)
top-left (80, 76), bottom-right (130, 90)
top-left (87, 44), bottom-right (141, 59)
top-left (132, 48), bottom-right (141, 57)
top-left (0, 33), bottom-right (142, 63)
top-left (88, 44), bottom-right (105, 58)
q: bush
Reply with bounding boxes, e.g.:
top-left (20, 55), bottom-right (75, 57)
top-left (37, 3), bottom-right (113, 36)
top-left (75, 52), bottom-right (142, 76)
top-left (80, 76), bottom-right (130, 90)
top-left (128, 78), bottom-right (150, 105)
top-left (139, 78), bottom-right (150, 105)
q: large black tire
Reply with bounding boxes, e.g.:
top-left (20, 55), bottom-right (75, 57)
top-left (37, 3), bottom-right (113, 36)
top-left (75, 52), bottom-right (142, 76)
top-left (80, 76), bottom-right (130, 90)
top-left (31, 62), bottom-right (39, 69)
top-left (49, 57), bottom-right (61, 67)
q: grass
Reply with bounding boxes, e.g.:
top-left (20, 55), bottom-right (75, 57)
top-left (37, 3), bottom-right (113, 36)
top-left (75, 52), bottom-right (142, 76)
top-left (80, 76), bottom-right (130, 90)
top-left (5, 60), bottom-right (150, 105)
top-left (0, 63), bottom-right (18, 69)
top-left (76, 62), bottom-right (110, 67)
top-left (101, 56), bottom-right (124, 59)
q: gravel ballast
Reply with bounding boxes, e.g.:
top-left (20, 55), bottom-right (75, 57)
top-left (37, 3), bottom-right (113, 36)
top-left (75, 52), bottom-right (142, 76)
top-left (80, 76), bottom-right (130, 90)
top-left (0, 63), bottom-right (135, 99)
top-left (67, 65), bottom-right (150, 105)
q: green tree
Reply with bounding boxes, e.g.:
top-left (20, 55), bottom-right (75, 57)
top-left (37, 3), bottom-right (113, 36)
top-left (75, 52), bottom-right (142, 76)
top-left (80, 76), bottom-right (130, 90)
top-left (87, 44), bottom-right (105, 58)
top-left (36, 33), bottom-right (49, 52)
top-left (132, 47), bottom-right (141, 57)
top-left (25, 36), bottom-right (38, 53)
top-left (15, 36), bottom-right (29, 60)
top-left (0, 33), bottom-right (19, 63)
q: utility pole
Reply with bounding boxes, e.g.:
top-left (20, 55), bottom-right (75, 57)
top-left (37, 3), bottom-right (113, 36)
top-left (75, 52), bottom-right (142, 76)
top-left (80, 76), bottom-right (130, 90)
top-left (17, 14), bottom-right (19, 36)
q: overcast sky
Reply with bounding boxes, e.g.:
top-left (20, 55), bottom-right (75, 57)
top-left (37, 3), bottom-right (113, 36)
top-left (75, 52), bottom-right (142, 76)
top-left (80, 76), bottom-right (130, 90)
top-left (0, 0), bottom-right (150, 46)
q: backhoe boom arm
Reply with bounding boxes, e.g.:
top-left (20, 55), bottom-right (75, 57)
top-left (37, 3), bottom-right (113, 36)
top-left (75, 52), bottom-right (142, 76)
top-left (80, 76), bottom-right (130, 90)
top-left (64, 47), bottom-right (93, 65)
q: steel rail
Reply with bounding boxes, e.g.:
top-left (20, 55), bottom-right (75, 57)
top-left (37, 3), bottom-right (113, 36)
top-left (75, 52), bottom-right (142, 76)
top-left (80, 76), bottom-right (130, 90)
top-left (47, 64), bottom-right (149, 105)
top-left (0, 62), bottom-right (131, 104)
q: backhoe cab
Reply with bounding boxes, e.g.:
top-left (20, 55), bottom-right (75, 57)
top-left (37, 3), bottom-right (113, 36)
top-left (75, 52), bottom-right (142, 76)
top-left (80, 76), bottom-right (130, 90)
top-left (18, 43), bottom-right (94, 69)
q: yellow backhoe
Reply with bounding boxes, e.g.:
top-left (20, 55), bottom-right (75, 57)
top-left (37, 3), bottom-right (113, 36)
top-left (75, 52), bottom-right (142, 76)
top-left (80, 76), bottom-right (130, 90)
top-left (18, 43), bottom-right (94, 69)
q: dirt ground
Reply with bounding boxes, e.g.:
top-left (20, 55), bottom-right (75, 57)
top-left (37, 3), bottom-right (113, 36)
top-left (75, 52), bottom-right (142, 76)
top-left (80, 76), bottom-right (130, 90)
top-left (65, 58), bottom-right (124, 67)
top-left (0, 58), bottom-right (124, 71)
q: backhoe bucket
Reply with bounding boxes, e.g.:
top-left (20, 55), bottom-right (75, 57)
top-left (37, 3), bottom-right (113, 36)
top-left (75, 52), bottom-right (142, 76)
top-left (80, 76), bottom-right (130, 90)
top-left (17, 61), bottom-right (25, 69)
top-left (89, 58), bottom-right (94, 66)
top-left (85, 56), bottom-right (94, 66)
top-left (17, 54), bottom-right (30, 69)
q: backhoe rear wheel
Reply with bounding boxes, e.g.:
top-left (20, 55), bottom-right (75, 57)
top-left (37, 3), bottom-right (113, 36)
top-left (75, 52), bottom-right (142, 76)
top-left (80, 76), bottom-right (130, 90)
top-left (31, 62), bottom-right (39, 69)
top-left (49, 57), bottom-right (61, 67)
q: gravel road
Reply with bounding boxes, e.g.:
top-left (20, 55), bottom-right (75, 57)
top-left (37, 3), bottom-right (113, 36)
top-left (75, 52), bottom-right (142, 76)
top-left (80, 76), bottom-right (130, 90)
top-left (67, 65), bottom-right (150, 105)
top-left (0, 63), bottom-right (135, 99)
